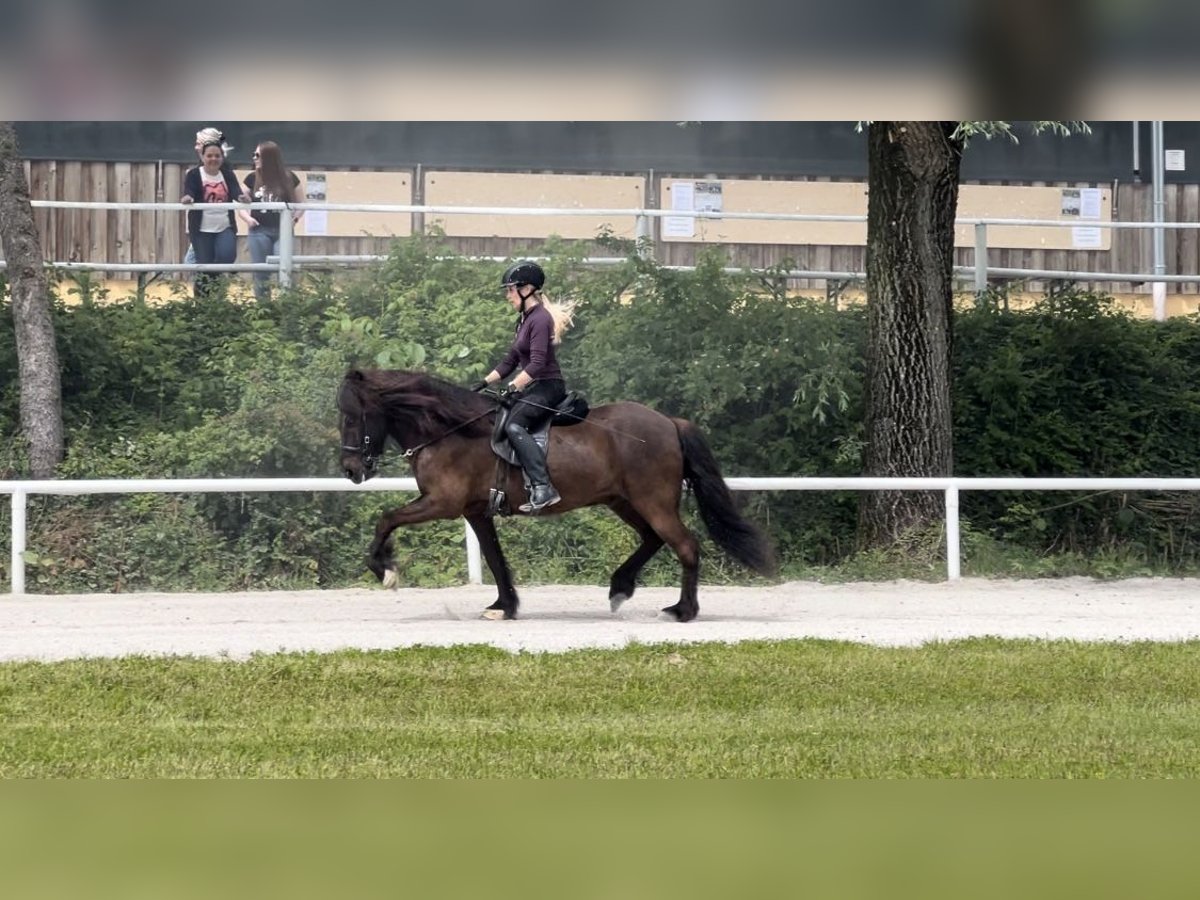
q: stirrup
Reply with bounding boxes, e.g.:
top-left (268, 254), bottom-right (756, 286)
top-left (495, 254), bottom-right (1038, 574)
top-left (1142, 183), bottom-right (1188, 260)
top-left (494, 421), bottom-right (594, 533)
top-left (519, 484), bottom-right (561, 513)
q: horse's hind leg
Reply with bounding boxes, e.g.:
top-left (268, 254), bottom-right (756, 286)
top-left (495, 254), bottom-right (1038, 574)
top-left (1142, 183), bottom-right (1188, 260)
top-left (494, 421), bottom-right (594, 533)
top-left (606, 499), bottom-right (664, 612)
top-left (632, 502), bottom-right (700, 623)
top-left (466, 514), bottom-right (520, 620)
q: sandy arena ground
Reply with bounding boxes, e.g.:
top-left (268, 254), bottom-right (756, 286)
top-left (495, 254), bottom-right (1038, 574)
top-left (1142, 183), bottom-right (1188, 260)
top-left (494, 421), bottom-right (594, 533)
top-left (2, 577), bottom-right (1200, 662)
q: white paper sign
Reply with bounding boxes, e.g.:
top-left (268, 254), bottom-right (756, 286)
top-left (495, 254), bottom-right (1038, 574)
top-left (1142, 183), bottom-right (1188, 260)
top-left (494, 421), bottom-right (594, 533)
top-left (663, 181), bottom-right (696, 238)
top-left (1166, 149), bottom-right (1186, 171)
top-left (304, 210), bottom-right (328, 236)
top-left (1079, 188), bottom-right (1102, 219)
top-left (694, 181), bottom-right (723, 217)
top-left (1072, 226), bottom-right (1103, 249)
top-left (304, 173), bottom-right (328, 235)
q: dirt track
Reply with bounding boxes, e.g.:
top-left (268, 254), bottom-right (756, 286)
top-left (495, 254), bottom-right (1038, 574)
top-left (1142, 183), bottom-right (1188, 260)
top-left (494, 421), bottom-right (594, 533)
top-left (3, 577), bottom-right (1200, 662)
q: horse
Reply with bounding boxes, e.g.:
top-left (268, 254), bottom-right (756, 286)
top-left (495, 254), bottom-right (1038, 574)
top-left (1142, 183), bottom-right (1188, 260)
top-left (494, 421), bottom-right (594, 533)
top-left (337, 369), bottom-right (776, 621)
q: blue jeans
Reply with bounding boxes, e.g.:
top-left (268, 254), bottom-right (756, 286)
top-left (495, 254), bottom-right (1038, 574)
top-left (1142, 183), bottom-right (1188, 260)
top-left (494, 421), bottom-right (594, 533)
top-left (190, 228), bottom-right (237, 298)
top-left (247, 226), bottom-right (280, 301)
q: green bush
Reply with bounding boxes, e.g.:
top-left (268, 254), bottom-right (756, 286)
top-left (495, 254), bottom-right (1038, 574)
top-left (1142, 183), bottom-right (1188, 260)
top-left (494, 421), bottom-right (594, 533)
top-left (6, 240), bottom-right (1200, 593)
top-left (954, 286), bottom-right (1200, 567)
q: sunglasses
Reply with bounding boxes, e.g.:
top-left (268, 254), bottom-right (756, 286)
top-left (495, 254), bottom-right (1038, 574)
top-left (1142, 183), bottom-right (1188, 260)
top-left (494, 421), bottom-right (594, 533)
top-left (252, 152), bottom-right (261, 158)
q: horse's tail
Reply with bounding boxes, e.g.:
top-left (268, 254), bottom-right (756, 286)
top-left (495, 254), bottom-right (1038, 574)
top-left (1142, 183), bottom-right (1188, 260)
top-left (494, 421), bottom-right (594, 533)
top-left (673, 418), bottom-right (777, 576)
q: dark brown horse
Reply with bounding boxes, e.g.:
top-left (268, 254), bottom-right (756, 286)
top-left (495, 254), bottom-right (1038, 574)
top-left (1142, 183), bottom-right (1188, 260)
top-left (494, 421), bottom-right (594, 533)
top-left (337, 369), bottom-right (776, 621)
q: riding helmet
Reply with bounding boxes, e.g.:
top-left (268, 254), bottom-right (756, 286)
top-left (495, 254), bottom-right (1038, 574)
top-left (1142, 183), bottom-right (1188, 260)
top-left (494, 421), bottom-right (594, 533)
top-left (500, 260), bottom-right (545, 290)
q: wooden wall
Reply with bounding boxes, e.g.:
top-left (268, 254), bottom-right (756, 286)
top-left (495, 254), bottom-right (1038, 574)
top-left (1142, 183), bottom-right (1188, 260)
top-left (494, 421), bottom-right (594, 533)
top-left (17, 161), bottom-right (1200, 294)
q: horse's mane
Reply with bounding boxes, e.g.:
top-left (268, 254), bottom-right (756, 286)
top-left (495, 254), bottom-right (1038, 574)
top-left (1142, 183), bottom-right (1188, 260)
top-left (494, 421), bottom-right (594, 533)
top-left (340, 369), bottom-right (496, 441)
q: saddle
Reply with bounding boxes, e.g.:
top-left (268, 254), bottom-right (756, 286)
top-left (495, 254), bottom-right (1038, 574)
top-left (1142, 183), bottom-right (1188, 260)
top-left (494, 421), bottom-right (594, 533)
top-left (488, 391), bottom-right (589, 517)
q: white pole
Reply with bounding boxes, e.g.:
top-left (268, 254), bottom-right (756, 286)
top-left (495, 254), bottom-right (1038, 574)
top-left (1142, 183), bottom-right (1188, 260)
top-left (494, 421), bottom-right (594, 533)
top-left (1152, 120), bottom-right (1167, 321)
top-left (974, 223), bottom-right (988, 295)
top-left (10, 490), bottom-right (26, 594)
top-left (945, 485), bottom-right (961, 581)
top-left (278, 210), bottom-right (295, 289)
top-left (1132, 120), bottom-right (1141, 181)
top-left (635, 213), bottom-right (653, 259)
top-left (464, 520), bottom-right (482, 584)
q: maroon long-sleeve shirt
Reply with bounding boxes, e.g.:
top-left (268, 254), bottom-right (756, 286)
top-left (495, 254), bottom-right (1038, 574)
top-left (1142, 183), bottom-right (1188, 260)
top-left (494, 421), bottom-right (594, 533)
top-left (494, 304), bottom-right (563, 381)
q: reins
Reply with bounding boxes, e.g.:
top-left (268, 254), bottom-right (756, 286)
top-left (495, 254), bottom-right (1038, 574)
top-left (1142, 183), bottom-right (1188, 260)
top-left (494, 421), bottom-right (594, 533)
top-left (344, 404), bottom-right (496, 467)
top-left (396, 408), bottom-right (494, 458)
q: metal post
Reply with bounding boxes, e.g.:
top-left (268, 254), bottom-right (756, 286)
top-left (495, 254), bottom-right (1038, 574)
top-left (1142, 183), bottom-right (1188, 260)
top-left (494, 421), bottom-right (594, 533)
top-left (1152, 120), bottom-right (1167, 321)
top-left (1132, 121), bottom-right (1141, 181)
top-left (974, 223), bottom-right (988, 296)
top-left (413, 163), bottom-right (425, 237)
top-left (945, 485), bottom-right (961, 581)
top-left (278, 207), bottom-right (295, 289)
top-left (635, 213), bottom-right (653, 260)
top-left (11, 489), bottom-right (26, 595)
top-left (465, 520), bottom-right (482, 584)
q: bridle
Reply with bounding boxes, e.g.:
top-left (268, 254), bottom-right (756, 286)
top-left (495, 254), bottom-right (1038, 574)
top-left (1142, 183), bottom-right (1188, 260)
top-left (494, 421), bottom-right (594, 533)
top-left (341, 412), bottom-right (381, 473)
top-left (341, 407), bottom-right (495, 470)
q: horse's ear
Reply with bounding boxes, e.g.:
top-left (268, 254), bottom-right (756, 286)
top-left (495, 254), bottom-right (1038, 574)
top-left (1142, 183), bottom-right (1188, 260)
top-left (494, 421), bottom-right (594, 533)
top-left (348, 370), bottom-right (365, 381)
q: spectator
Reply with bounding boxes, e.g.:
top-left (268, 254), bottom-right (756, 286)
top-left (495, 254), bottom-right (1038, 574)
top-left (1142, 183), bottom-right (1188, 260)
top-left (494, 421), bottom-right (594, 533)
top-left (180, 140), bottom-right (248, 298)
top-left (183, 127), bottom-right (234, 269)
top-left (238, 140), bottom-right (302, 301)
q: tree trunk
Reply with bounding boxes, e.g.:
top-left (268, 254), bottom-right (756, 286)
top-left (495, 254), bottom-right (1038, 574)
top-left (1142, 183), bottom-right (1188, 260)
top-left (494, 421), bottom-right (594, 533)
top-left (858, 122), bottom-right (963, 548)
top-left (0, 122), bottom-right (63, 477)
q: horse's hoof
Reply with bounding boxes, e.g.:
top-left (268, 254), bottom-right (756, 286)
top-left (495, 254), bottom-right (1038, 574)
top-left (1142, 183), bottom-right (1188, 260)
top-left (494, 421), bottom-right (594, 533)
top-left (660, 603), bottom-right (697, 623)
top-left (480, 608), bottom-right (507, 621)
top-left (609, 592), bottom-right (630, 613)
top-left (382, 569), bottom-right (399, 590)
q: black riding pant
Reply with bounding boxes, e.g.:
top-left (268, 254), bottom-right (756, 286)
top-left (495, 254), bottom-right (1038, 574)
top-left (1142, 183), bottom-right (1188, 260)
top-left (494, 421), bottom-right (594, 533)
top-left (505, 378), bottom-right (566, 486)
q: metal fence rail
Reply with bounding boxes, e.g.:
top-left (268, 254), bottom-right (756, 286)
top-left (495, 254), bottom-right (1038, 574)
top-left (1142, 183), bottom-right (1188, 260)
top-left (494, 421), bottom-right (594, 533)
top-left (4, 200), bottom-right (1200, 292)
top-left (6, 476), bottom-right (1200, 595)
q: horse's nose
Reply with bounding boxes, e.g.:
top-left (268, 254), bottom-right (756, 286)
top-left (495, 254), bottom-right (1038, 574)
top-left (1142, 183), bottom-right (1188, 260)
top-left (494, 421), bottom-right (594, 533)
top-left (345, 468), bottom-right (362, 484)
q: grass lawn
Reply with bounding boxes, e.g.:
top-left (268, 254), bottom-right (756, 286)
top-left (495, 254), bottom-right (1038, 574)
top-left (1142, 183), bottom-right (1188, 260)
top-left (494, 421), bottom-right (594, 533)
top-left (2, 639), bottom-right (1199, 777)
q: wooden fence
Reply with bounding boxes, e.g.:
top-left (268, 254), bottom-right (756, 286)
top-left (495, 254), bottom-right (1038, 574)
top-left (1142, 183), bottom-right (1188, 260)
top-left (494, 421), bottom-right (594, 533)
top-left (18, 160), bottom-right (1200, 294)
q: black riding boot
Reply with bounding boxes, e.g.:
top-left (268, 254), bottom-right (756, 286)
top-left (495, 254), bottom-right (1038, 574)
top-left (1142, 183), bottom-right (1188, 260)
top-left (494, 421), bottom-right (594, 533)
top-left (505, 423), bottom-right (561, 512)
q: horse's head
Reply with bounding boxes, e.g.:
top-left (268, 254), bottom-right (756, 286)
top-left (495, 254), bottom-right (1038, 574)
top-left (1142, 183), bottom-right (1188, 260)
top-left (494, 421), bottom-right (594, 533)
top-left (337, 372), bottom-right (388, 484)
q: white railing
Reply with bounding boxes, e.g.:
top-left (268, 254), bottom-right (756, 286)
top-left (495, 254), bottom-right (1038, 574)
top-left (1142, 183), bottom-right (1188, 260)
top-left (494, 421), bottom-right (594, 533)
top-left (6, 475), bottom-right (1200, 595)
top-left (7, 200), bottom-right (1200, 290)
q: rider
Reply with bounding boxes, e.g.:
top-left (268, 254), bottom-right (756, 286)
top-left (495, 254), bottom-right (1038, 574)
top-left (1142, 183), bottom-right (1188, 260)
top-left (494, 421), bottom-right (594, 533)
top-left (471, 261), bottom-right (574, 513)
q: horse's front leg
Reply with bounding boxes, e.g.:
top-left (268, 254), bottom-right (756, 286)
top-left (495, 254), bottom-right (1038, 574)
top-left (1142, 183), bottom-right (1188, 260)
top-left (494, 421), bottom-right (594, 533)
top-left (466, 514), bottom-right (520, 620)
top-left (367, 494), bottom-right (451, 587)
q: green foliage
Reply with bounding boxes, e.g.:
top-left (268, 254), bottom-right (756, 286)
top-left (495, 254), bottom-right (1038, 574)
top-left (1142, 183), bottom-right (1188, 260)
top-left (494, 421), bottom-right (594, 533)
top-left (954, 286), bottom-right (1200, 567)
top-left (952, 121), bottom-right (1092, 143)
top-left (7, 241), bottom-right (1200, 592)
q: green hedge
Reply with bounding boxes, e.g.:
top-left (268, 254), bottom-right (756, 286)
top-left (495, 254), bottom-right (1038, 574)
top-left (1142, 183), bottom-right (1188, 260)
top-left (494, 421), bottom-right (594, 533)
top-left (4, 238), bottom-right (1200, 591)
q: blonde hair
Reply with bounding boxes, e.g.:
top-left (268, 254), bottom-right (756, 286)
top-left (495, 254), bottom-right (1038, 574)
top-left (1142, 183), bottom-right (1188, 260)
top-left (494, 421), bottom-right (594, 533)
top-left (538, 293), bottom-right (576, 345)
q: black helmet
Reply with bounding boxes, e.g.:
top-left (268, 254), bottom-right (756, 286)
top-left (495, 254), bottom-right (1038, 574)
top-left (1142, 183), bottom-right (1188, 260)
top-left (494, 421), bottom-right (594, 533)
top-left (500, 260), bottom-right (545, 290)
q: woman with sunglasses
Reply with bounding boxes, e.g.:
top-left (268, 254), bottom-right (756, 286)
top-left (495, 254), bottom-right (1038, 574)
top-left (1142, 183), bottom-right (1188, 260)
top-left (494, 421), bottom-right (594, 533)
top-left (239, 141), bottom-right (302, 301)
